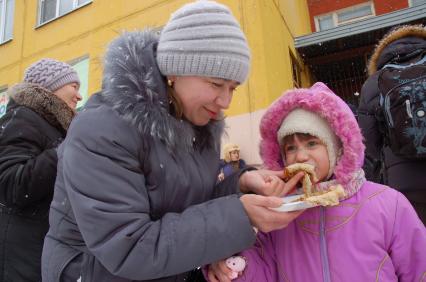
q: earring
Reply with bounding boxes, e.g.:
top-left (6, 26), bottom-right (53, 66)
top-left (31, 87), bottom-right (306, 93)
top-left (167, 79), bottom-right (173, 87)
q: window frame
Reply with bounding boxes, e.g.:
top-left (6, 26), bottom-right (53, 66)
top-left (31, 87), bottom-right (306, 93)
top-left (409, 0), bottom-right (426, 7)
top-left (37, 0), bottom-right (92, 27)
top-left (314, 2), bottom-right (375, 32)
top-left (68, 55), bottom-right (90, 110)
top-left (0, 85), bottom-right (9, 118)
top-left (0, 0), bottom-right (14, 44)
top-left (289, 51), bottom-right (302, 88)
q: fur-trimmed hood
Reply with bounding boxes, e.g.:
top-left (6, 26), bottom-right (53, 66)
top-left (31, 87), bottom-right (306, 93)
top-left (259, 82), bottom-right (365, 187)
top-left (100, 30), bottom-right (224, 152)
top-left (8, 83), bottom-right (75, 131)
top-left (368, 24), bottom-right (426, 75)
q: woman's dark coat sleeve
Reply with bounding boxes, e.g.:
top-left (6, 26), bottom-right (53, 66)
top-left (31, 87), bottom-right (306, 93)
top-left (0, 108), bottom-right (59, 208)
top-left (358, 72), bottom-right (384, 182)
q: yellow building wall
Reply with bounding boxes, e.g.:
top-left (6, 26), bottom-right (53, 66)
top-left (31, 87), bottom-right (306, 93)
top-left (221, 0), bottom-right (311, 165)
top-left (224, 0), bottom-right (311, 117)
top-left (1, 0), bottom-right (311, 107)
top-left (0, 0), bottom-right (25, 86)
top-left (0, 0), bottom-right (311, 165)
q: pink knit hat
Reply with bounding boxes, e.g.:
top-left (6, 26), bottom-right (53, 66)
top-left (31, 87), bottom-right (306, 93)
top-left (259, 82), bottom-right (365, 186)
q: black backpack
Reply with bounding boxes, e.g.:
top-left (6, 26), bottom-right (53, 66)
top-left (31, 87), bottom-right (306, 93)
top-left (378, 54), bottom-right (426, 159)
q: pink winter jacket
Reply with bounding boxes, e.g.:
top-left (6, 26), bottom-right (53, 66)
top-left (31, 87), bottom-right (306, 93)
top-left (234, 83), bottom-right (426, 281)
top-left (237, 181), bottom-right (426, 282)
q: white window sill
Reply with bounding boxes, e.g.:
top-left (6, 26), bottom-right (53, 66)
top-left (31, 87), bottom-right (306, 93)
top-left (35, 1), bottom-right (92, 29)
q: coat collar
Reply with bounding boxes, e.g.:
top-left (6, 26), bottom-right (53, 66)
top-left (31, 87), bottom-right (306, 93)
top-left (100, 29), bottom-right (224, 153)
top-left (9, 83), bottom-right (75, 131)
top-left (367, 24), bottom-right (426, 75)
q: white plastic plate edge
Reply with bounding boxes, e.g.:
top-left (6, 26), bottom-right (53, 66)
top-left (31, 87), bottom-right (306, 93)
top-left (271, 194), bottom-right (317, 212)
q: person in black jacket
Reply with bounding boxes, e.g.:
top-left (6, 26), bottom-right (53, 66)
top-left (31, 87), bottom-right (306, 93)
top-left (0, 58), bottom-right (81, 281)
top-left (358, 24), bottom-right (426, 224)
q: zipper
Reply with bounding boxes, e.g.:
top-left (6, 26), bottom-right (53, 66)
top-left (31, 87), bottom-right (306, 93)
top-left (320, 207), bottom-right (331, 282)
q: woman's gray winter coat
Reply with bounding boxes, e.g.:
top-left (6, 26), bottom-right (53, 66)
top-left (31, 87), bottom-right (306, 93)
top-left (41, 30), bottom-right (256, 282)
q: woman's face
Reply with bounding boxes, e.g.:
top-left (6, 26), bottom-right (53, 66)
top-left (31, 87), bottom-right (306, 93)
top-left (53, 82), bottom-right (82, 110)
top-left (283, 134), bottom-right (330, 182)
top-left (169, 76), bottom-right (239, 126)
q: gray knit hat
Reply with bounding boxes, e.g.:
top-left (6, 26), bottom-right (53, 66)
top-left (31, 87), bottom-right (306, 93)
top-left (156, 0), bottom-right (250, 83)
top-left (24, 58), bottom-right (80, 92)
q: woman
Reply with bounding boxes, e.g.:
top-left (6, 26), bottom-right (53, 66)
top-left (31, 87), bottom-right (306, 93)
top-left (0, 58), bottom-right (81, 281)
top-left (42, 1), bottom-right (303, 281)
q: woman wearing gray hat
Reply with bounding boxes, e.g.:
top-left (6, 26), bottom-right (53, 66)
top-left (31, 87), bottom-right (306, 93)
top-left (41, 1), bottom-right (303, 281)
top-left (0, 58), bottom-right (81, 281)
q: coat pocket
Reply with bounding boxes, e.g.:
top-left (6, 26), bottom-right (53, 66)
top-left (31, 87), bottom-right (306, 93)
top-left (59, 253), bottom-right (83, 281)
top-left (42, 239), bottom-right (81, 282)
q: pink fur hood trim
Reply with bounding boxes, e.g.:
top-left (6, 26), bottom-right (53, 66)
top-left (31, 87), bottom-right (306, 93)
top-left (259, 82), bottom-right (365, 186)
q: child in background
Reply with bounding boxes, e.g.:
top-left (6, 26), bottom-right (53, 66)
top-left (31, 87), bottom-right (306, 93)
top-left (207, 82), bottom-right (426, 282)
top-left (218, 143), bottom-right (247, 182)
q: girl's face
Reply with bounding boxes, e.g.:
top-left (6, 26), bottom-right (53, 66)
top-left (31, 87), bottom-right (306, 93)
top-left (282, 134), bottom-right (330, 182)
top-left (169, 76), bottom-right (239, 126)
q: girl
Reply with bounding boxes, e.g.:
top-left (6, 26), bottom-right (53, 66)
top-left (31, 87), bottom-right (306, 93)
top-left (207, 82), bottom-right (426, 282)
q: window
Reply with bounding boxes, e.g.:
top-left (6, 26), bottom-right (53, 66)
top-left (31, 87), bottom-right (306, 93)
top-left (0, 0), bottom-right (14, 44)
top-left (38, 0), bottom-right (91, 26)
top-left (0, 87), bottom-right (9, 118)
top-left (314, 2), bottom-right (374, 31)
top-left (317, 15), bottom-right (334, 31)
top-left (69, 56), bottom-right (89, 110)
top-left (290, 52), bottom-right (302, 88)
top-left (337, 4), bottom-right (372, 24)
top-left (409, 0), bottom-right (426, 6)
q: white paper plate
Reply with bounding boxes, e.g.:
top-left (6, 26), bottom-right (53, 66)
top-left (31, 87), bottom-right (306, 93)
top-left (271, 194), bottom-right (317, 212)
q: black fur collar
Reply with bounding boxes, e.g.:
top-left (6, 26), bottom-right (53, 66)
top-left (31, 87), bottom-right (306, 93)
top-left (100, 30), bottom-right (224, 153)
top-left (9, 83), bottom-right (75, 131)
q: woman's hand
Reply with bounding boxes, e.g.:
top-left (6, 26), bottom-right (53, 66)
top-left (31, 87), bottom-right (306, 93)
top-left (207, 260), bottom-right (234, 282)
top-left (239, 194), bottom-right (304, 232)
top-left (239, 170), bottom-right (304, 197)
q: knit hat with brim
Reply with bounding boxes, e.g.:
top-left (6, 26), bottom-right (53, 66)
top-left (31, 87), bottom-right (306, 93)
top-left (277, 108), bottom-right (342, 179)
top-left (156, 0), bottom-right (250, 83)
top-left (24, 58), bottom-right (80, 92)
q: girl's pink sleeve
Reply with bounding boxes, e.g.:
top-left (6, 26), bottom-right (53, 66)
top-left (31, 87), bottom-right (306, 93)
top-left (389, 192), bottom-right (426, 282)
top-left (235, 231), bottom-right (280, 281)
